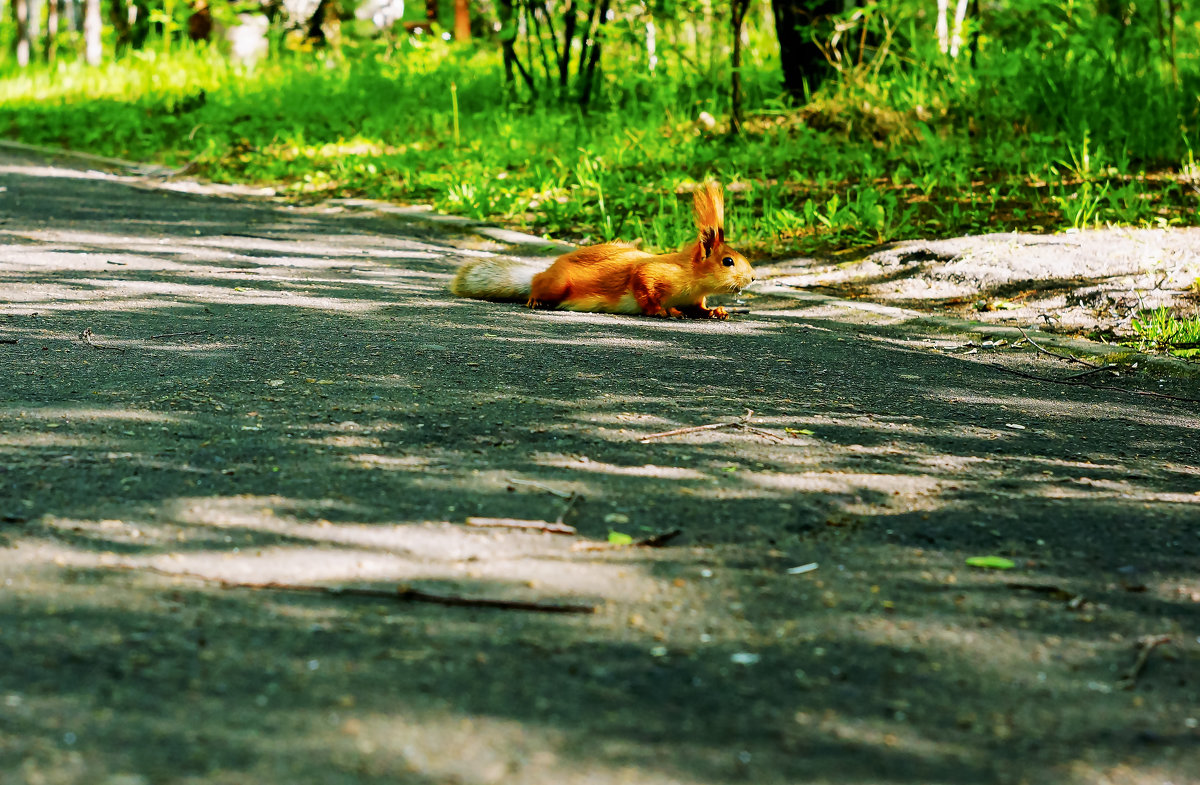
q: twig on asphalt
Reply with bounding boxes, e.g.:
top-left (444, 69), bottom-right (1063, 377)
top-left (0, 338), bottom-right (16, 344)
top-left (466, 517), bottom-right (577, 535)
top-left (635, 528), bottom-right (683, 547)
top-left (1059, 364), bottom-right (1119, 381)
top-left (120, 565), bottom-right (597, 614)
top-left (469, 489), bottom-right (582, 535)
top-left (640, 409), bottom-right (784, 443)
top-left (1016, 325), bottom-right (1098, 368)
top-left (571, 528), bottom-right (683, 551)
top-left (554, 491), bottom-right (582, 526)
top-left (506, 477), bottom-right (574, 498)
top-left (79, 328), bottom-right (125, 353)
top-left (740, 425), bottom-right (788, 443)
top-left (150, 331), bottom-right (208, 340)
top-left (1117, 634), bottom-right (1172, 689)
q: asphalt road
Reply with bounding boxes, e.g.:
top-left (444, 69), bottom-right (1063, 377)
top-left (2, 149), bottom-right (1198, 785)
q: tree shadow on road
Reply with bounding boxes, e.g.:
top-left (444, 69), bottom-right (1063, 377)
top-left (2, 157), bottom-right (1199, 785)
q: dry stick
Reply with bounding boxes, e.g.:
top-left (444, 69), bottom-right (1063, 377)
top-left (467, 486), bottom-right (582, 535)
top-left (1118, 634), bottom-right (1172, 689)
top-left (641, 410), bottom-right (786, 444)
top-left (79, 328), bottom-right (125, 353)
top-left (740, 424), bottom-right (788, 443)
top-left (1016, 325), bottom-right (1097, 368)
top-left (1060, 364), bottom-right (1119, 381)
top-left (506, 477), bottom-right (574, 498)
top-left (640, 409), bottom-right (754, 442)
top-left (984, 362), bottom-right (1200, 404)
top-left (554, 491), bottom-right (581, 526)
top-left (635, 528), bottom-right (683, 547)
top-left (466, 517), bottom-right (577, 535)
top-left (150, 331), bottom-right (207, 340)
top-left (0, 338), bottom-right (17, 344)
top-left (123, 565), bottom-right (597, 614)
top-left (572, 528), bottom-right (683, 551)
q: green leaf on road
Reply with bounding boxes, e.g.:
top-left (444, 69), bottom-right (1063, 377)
top-left (608, 531), bottom-right (634, 545)
top-left (966, 556), bottom-right (1016, 569)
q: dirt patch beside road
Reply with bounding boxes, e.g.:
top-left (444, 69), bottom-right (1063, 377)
top-left (764, 229), bottom-right (1200, 343)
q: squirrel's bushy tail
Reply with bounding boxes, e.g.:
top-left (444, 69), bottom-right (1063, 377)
top-left (450, 257), bottom-right (546, 302)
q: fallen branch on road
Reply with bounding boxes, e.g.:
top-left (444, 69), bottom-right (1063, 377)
top-left (466, 517), bottom-right (577, 535)
top-left (983, 362), bottom-right (1200, 404)
top-left (118, 565), bottom-right (598, 614)
top-left (639, 410), bottom-right (786, 443)
top-left (1016, 325), bottom-right (1098, 368)
top-left (1117, 634), bottom-right (1172, 690)
top-left (571, 528), bottom-right (683, 551)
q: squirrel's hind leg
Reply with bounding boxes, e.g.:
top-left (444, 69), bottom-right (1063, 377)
top-left (527, 270), bottom-right (568, 310)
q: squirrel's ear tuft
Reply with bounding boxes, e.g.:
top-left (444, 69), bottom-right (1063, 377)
top-left (700, 227), bottom-right (718, 257)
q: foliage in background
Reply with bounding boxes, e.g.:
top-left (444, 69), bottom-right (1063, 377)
top-left (1, 0), bottom-right (1199, 267)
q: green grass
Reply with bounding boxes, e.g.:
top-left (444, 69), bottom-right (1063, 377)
top-left (1129, 307), bottom-right (1200, 358)
top-left (2, 6), bottom-right (1199, 264)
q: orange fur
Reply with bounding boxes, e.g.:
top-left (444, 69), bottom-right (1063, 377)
top-left (452, 182), bottom-right (755, 320)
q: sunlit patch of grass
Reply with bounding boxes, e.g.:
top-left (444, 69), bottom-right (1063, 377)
top-left (1129, 307), bottom-right (1200, 358)
top-left (3, 17), bottom-right (1200, 264)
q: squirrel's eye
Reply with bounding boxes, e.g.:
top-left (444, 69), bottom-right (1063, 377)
top-left (721, 256), bottom-right (735, 267)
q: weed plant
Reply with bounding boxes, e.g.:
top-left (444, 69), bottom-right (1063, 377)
top-left (1130, 307), bottom-right (1200, 358)
top-left (2, 3), bottom-right (1199, 263)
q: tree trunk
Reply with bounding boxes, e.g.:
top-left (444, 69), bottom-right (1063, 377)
top-left (14, 0), bottom-right (31, 67)
top-left (45, 0), bottom-right (59, 63)
top-left (645, 15), bottom-right (656, 73)
top-left (770, 0), bottom-right (842, 101)
top-left (731, 0), bottom-right (751, 134)
top-left (936, 0), bottom-right (949, 54)
top-left (453, 0), bottom-right (469, 39)
top-left (578, 0), bottom-right (611, 109)
top-left (949, 0), bottom-right (969, 57)
top-left (558, 0), bottom-right (577, 87)
top-left (425, 0), bottom-right (437, 26)
top-left (110, 0), bottom-right (131, 51)
top-left (84, 0), bottom-right (101, 63)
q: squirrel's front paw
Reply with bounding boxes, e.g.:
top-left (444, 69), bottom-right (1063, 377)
top-left (708, 306), bottom-right (729, 320)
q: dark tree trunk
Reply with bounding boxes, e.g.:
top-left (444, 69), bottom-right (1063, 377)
top-left (497, 0), bottom-right (537, 94)
top-left (731, 0), bottom-right (751, 134)
top-left (771, 0), bottom-right (841, 102)
top-left (578, 0), bottom-right (611, 109)
top-left (558, 0), bottom-right (577, 88)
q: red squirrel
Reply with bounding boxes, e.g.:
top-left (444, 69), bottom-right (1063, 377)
top-left (450, 182), bottom-right (755, 319)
